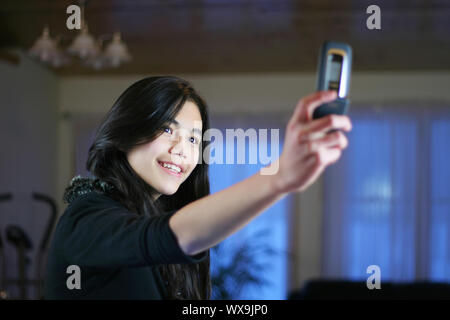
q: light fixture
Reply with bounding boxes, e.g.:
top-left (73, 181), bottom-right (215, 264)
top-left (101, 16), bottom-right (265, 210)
top-left (28, 26), bottom-right (71, 68)
top-left (82, 33), bottom-right (131, 70)
top-left (67, 24), bottom-right (100, 59)
top-left (103, 32), bottom-right (132, 68)
top-left (27, 1), bottom-right (131, 70)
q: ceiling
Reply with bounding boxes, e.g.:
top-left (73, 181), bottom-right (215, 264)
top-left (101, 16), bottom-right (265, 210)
top-left (1, 0), bottom-right (450, 76)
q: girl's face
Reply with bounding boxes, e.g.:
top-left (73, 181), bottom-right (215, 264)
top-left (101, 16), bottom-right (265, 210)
top-left (127, 101), bottom-right (203, 199)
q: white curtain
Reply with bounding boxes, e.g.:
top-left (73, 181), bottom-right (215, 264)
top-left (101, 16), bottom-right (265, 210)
top-left (321, 105), bottom-right (450, 282)
top-left (430, 114), bottom-right (450, 281)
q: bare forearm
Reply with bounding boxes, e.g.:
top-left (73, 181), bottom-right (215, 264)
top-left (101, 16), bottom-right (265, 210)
top-left (169, 160), bottom-right (287, 256)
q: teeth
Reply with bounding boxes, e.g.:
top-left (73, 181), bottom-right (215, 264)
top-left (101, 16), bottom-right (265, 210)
top-left (161, 162), bottom-right (181, 173)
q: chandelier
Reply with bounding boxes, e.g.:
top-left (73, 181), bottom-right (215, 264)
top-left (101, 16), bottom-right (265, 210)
top-left (28, 2), bottom-right (131, 70)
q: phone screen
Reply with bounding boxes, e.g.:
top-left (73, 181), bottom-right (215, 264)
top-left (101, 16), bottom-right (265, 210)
top-left (326, 54), bottom-right (343, 91)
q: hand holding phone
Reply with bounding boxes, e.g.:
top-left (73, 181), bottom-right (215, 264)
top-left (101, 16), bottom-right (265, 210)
top-left (313, 41), bottom-right (353, 119)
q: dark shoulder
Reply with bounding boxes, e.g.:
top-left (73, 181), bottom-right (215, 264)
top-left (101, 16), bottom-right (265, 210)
top-left (63, 175), bottom-right (117, 205)
top-left (67, 191), bottom-right (124, 212)
top-left (58, 192), bottom-right (132, 228)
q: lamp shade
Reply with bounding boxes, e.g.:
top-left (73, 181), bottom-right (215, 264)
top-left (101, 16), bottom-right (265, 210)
top-left (28, 27), bottom-right (59, 62)
top-left (103, 32), bottom-right (132, 67)
top-left (67, 24), bottom-right (100, 59)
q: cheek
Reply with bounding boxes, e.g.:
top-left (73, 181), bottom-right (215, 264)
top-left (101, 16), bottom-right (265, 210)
top-left (184, 147), bottom-right (200, 173)
top-left (144, 140), bottom-right (166, 158)
top-left (191, 147), bottom-right (201, 164)
top-left (128, 141), bottom-right (163, 170)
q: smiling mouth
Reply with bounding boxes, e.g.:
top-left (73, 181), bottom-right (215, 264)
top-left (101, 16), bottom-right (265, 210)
top-left (157, 161), bottom-right (183, 177)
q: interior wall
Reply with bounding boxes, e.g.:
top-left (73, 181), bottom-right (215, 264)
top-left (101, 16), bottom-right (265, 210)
top-left (0, 50), bottom-right (59, 299)
top-left (59, 72), bottom-right (450, 115)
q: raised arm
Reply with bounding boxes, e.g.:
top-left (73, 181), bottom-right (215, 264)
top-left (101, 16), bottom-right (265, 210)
top-left (169, 91), bottom-right (352, 256)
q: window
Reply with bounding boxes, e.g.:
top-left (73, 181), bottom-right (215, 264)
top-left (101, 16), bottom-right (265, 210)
top-left (430, 117), bottom-right (450, 281)
top-left (209, 115), bottom-right (291, 299)
top-left (321, 106), bottom-right (450, 282)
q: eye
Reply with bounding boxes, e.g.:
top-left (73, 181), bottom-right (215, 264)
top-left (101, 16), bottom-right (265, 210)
top-left (190, 136), bottom-right (200, 145)
top-left (163, 126), bottom-right (172, 134)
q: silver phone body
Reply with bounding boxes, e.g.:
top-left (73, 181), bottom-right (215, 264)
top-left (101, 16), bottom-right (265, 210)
top-left (313, 41), bottom-right (352, 119)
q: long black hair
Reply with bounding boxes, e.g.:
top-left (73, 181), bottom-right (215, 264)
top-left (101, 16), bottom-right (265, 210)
top-left (86, 76), bottom-right (211, 299)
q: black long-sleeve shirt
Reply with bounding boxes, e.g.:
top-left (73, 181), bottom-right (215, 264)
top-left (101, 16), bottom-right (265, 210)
top-left (44, 191), bottom-right (207, 299)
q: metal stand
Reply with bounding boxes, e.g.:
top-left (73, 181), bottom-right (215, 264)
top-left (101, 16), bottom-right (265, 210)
top-left (0, 192), bottom-right (57, 300)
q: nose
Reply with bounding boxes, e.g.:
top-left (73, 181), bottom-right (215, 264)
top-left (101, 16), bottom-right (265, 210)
top-left (169, 134), bottom-right (188, 159)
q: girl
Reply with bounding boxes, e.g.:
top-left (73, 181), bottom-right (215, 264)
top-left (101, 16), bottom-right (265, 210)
top-left (44, 76), bottom-right (351, 300)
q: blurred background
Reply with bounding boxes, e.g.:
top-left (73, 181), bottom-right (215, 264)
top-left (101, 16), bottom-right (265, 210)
top-left (0, 0), bottom-right (449, 299)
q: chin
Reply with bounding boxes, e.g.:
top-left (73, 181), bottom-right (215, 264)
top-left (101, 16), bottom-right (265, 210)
top-left (158, 185), bottom-right (179, 196)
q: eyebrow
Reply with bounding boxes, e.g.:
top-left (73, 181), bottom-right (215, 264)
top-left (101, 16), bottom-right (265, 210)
top-left (168, 119), bottom-right (202, 136)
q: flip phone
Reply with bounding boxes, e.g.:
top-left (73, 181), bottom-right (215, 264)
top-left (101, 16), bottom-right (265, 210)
top-left (313, 41), bottom-right (352, 119)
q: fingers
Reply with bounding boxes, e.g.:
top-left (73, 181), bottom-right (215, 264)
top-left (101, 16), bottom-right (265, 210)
top-left (314, 147), bottom-right (342, 166)
top-left (294, 129), bottom-right (348, 168)
top-left (301, 142), bottom-right (343, 171)
top-left (302, 130), bottom-right (349, 154)
top-left (289, 91), bottom-right (338, 127)
top-left (298, 114), bottom-right (352, 142)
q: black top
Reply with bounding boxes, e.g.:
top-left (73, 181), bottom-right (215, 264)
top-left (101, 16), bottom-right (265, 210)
top-left (44, 190), bottom-right (207, 300)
